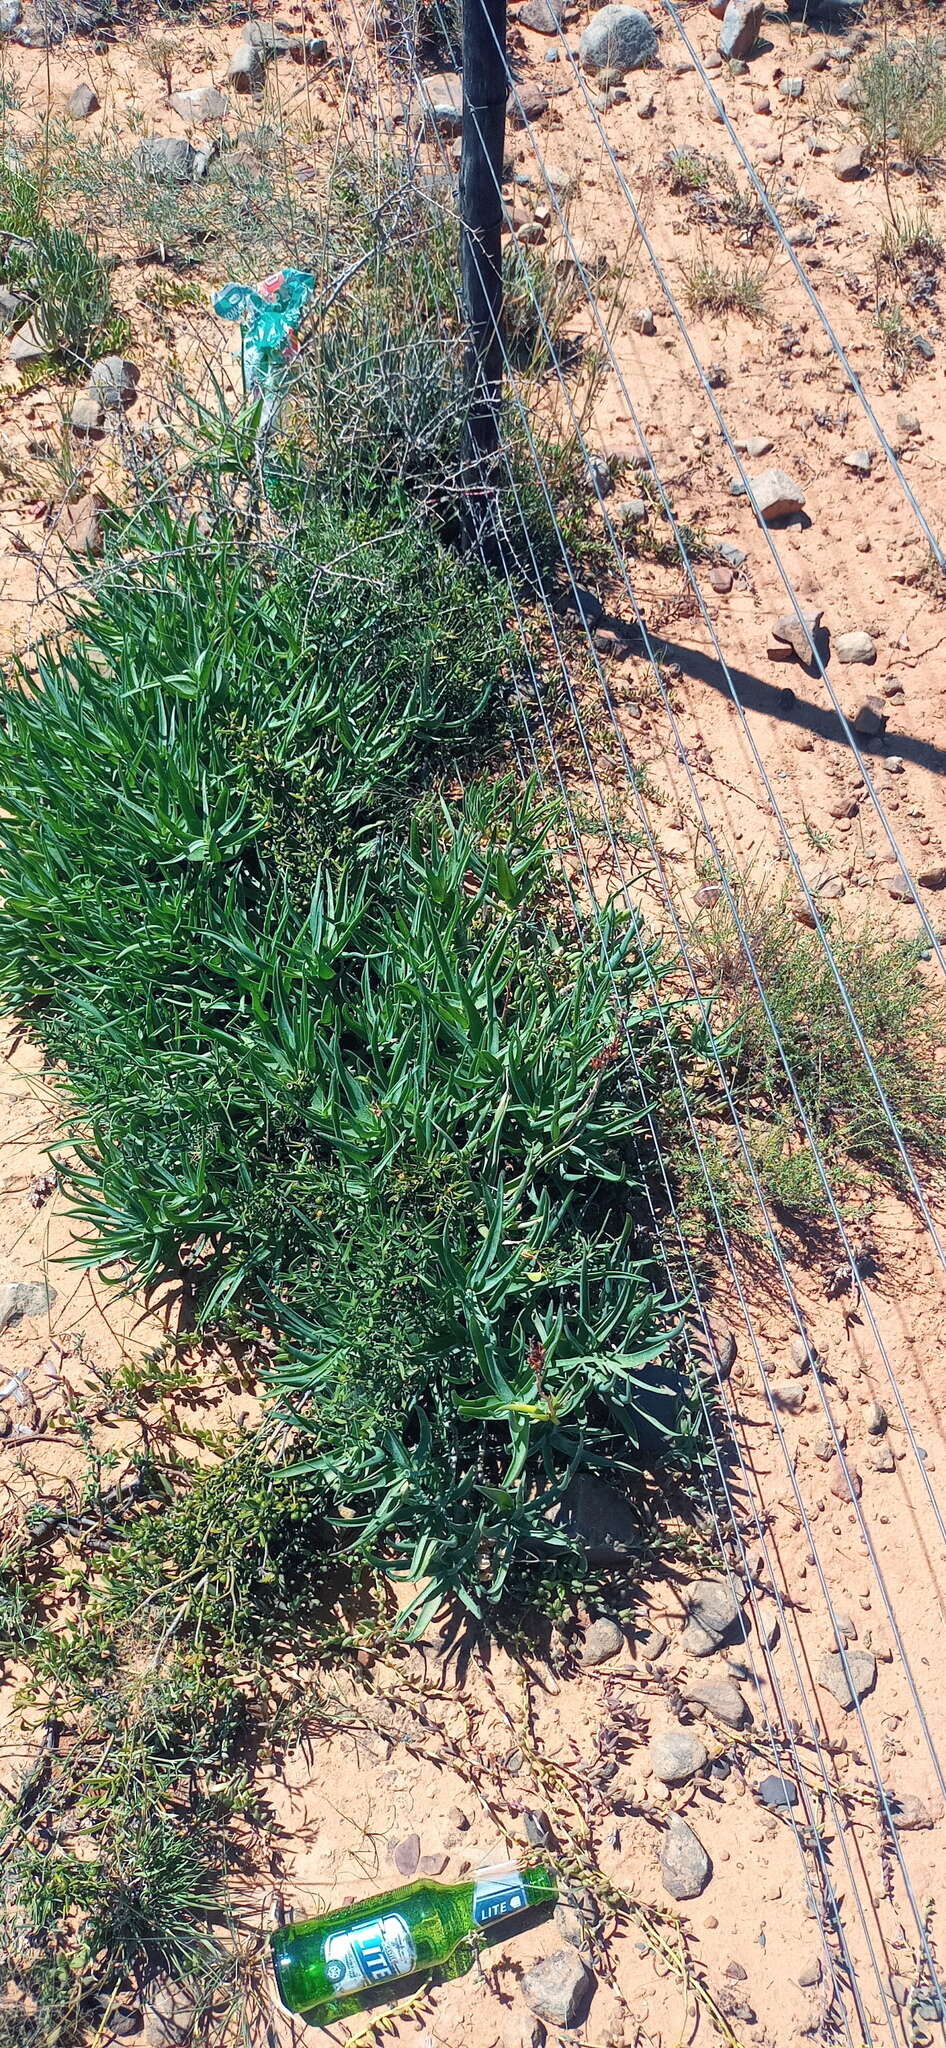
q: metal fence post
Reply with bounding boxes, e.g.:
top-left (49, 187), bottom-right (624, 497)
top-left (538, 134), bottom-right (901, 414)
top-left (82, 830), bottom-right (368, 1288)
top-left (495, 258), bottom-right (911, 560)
top-left (460, 0), bottom-right (508, 497)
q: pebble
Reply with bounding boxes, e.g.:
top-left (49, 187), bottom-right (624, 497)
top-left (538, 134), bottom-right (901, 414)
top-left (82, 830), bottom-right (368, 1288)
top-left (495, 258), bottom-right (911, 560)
top-left (71, 391), bottom-right (104, 434)
top-left (615, 497), bottom-right (648, 525)
top-left (629, 307), bottom-right (656, 335)
top-left (750, 468), bottom-right (806, 521)
top-left (66, 79), bottom-right (98, 118)
top-left (918, 864), bottom-right (946, 890)
top-left (718, 0), bottom-right (764, 62)
top-left (169, 86), bottom-right (229, 122)
top-left (772, 607), bottom-right (822, 664)
top-left (59, 491), bottom-right (108, 557)
top-left (889, 1794), bottom-right (933, 1829)
top-left (816, 1647), bottom-right (876, 1709)
top-left (580, 1616), bottom-right (624, 1665)
top-left (778, 76), bottom-right (804, 98)
top-left (886, 873), bottom-right (914, 903)
top-left (228, 41), bottom-right (266, 89)
top-left (759, 1774), bottom-right (799, 1810)
top-left (419, 1851), bottom-right (448, 1876)
top-left (648, 1727), bottom-right (708, 1784)
top-left (773, 1382), bottom-right (806, 1415)
top-left (798, 1956), bottom-right (823, 1987)
top-left (520, 1949), bottom-right (593, 2028)
top-left (834, 140), bottom-right (866, 179)
top-left (837, 632), bottom-right (877, 666)
top-left (869, 1443), bottom-right (895, 1473)
top-left (392, 1833), bottom-right (421, 1876)
top-left (865, 1401), bottom-right (887, 1437)
top-left (578, 5), bottom-right (658, 76)
top-left (719, 542), bottom-right (747, 568)
top-left (89, 355), bottom-right (138, 406)
top-left (0, 1280), bottom-right (55, 1330)
top-left (519, 0), bottom-right (565, 30)
top-left (686, 1679), bottom-right (750, 1729)
top-left (843, 448), bottom-right (872, 474)
top-left (660, 1816), bottom-right (712, 1900)
top-left (637, 1623), bottom-right (668, 1659)
top-left (710, 564), bottom-right (734, 593)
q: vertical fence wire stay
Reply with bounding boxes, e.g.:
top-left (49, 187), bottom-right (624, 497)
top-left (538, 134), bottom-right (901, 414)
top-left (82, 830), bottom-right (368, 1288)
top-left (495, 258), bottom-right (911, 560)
top-left (459, 0), bottom-right (508, 548)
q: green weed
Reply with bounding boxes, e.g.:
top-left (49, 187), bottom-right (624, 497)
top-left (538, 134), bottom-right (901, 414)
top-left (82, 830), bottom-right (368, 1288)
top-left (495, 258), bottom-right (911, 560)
top-left (0, 169), bottom-right (123, 373)
top-left (856, 37), bottom-right (946, 169)
top-left (681, 257), bottom-right (768, 321)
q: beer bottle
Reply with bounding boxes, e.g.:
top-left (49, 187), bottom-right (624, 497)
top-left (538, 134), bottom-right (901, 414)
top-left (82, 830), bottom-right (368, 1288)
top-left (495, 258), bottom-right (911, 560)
top-left (271, 1861), bottom-right (558, 2019)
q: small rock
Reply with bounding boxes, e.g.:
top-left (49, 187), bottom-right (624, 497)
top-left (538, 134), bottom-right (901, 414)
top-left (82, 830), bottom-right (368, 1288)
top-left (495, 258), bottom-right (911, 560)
top-left (519, 0), bottom-right (565, 30)
top-left (629, 306), bottom-right (656, 335)
top-left (170, 87), bottom-right (229, 122)
top-left (831, 1610), bottom-right (857, 1643)
top-left (897, 410), bottom-right (921, 438)
top-left (798, 1956), bottom-right (823, 1987)
top-left (553, 1903), bottom-right (585, 1948)
top-left (392, 1833), bottom-right (421, 1877)
top-left (817, 1648), bottom-right (876, 1709)
top-left (918, 864), bottom-right (946, 890)
top-left (448, 1805), bottom-right (470, 1831)
top-left (684, 1577), bottom-right (741, 1645)
top-left (132, 136), bottom-right (201, 180)
top-left (718, 0), bottom-right (764, 60)
top-left (837, 633), bottom-right (877, 667)
top-left (779, 74), bottom-right (805, 96)
top-left (89, 355), bottom-right (138, 406)
top-left (719, 542), bottom-right (747, 568)
top-left (834, 140), bottom-right (868, 183)
top-left (419, 1851), bottom-right (448, 1876)
top-left (66, 80), bottom-right (98, 118)
top-left (789, 1335), bottom-right (814, 1372)
top-left (521, 1949), bottom-right (593, 2029)
top-left (829, 1458), bottom-right (861, 1500)
top-left (913, 334), bottom-right (935, 362)
top-left (773, 1382), bottom-right (806, 1415)
top-left (636, 91), bottom-right (656, 117)
top-left (660, 1816), bottom-right (712, 1900)
top-left (580, 1617), bottom-right (624, 1666)
top-left (710, 564), bottom-right (734, 593)
top-left (141, 1980), bottom-right (197, 2048)
top-left (0, 1280), bottom-right (56, 1331)
top-left (648, 1727), bottom-right (708, 1784)
top-left (508, 82), bottom-right (549, 125)
top-left (637, 1623), bottom-right (668, 1659)
top-left (108, 2010), bottom-right (141, 2040)
top-left (59, 490), bottom-right (108, 556)
top-left (843, 448), bottom-right (872, 475)
top-left (724, 1962), bottom-right (747, 1982)
top-left (745, 434), bottom-right (773, 457)
top-left (759, 1774), bottom-right (799, 1810)
top-left (616, 497), bottom-right (648, 525)
top-left (686, 1679), bottom-right (750, 1729)
top-left (888, 1794), bottom-right (933, 1830)
top-left (414, 70), bottom-right (464, 133)
top-left (71, 393), bottom-right (103, 435)
top-left (681, 1619), bottom-right (720, 1657)
top-left (9, 318), bottom-right (50, 367)
top-left (750, 468), bottom-right (806, 521)
top-left (865, 1401), bottom-right (887, 1436)
top-left (523, 1809), bottom-right (553, 1848)
top-left (579, 4), bottom-right (657, 76)
top-left (773, 607), bottom-right (822, 664)
top-left (227, 42), bottom-right (265, 89)
top-left (886, 873), bottom-right (914, 903)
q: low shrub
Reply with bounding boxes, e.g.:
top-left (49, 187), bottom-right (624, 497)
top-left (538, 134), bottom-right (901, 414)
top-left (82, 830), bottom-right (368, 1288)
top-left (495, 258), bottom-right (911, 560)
top-left (0, 168), bottom-right (123, 372)
top-left (856, 37), bottom-right (946, 168)
top-left (0, 498), bottom-right (689, 1626)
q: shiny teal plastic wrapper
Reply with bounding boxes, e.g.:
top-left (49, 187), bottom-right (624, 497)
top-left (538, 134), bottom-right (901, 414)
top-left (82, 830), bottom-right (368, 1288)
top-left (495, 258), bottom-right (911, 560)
top-left (213, 267), bottom-right (315, 397)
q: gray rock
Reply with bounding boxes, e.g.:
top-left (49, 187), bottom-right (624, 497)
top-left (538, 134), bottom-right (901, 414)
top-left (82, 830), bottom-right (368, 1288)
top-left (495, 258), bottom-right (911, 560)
top-left (580, 1616), bottom-right (624, 1666)
top-left (797, 1955), bottom-right (823, 1987)
top-left (853, 697), bottom-right (885, 736)
top-left (684, 1576), bottom-right (741, 1645)
top-left (9, 318), bottom-right (49, 367)
top-left (835, 140), bottom-right (866, 180)
top-left (660, 1816), bottom-right (712, 1900)
top-left (817, 1648), bottom-right (876, 1709)
top-left (169, 87), bottom-right (229, 123)
top-left (0, 287), bottom-right (23, 322)
top-left (521, 1949), bottom-right (593, 2029)
top-left (549, 1473), bottom-right (639, 1560)
top-left (227, 42), bottom-right (265, 91)
top-left (392, 1832), bottom-right (420, 1876)
top-left (779, 74), bottom-right (805, 96)
top-left (772, 607), bottom-right (822, 664)
top-left (686, 1679), bottom-right (750, 1729)
top-left (414, 70), bottom-right (464, 133)
top-left (750, 468), bottom-right (806, 521)
top-left (66, 80), bottom-right (98, 118)
top-left (773, 1382), bottom-right (806, 1415)
top-left (629, 305), bottom-right (656, 335)
top-left (844, 447), bottom-right (872, 474)
top-left (89, 355), bottom-right (138, 405)
top-left (0, 1280), bottom-right (56, 1330)
top-left (889, 1793), bottom-right (934, 1829)
top-left (553, 1903), bottom-right (585, 1947)
top-left (648, 1727), bottom-right (707, 1783)
top-left (719, 542), bottom-right (747, 568)
top-left (637, 1623), bottom-right (667, 1659)
top-left (132, 136), bottom-right (200, 181)
top-left (718, 0), bottom-right (763, 61)
top-left (59, 490), bottom-right (108, 556)
top-left (0, 0), bottom-right (22, 27)
top-left (865, 1401), bottom-right (887, 1436)
top-left (579, 5), bottom-right (657, 76)
top-left (759, 1773), bottom-right (798, 1809)
top-left (681, 1619), bottom-right (720, 1657)
top-left (745, 434), bottom-right (773, 457)
top-left (244, 19), bottom-right (295, 53)
top-left (918, 863), bottom-right (946, 890)
top-left (869, 1442), bottom-right (895, 1473)
top-left (141, 1980), bottom-right (197, 2048)
top-left (508, 81), bottom-right (549, 126)
top-left (836, 631), bottom-right (877, 665)
top-left (616, 496), bottom-right (648, 524)
top-left (520, 0), bottom-right (564, 31)
top-left (71, 392), bottom-right (104, 434)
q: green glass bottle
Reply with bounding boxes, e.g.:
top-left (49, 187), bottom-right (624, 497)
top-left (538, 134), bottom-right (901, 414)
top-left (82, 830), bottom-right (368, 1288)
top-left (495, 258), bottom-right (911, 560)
top-left (271, 1862), bottom-right (558, 2019)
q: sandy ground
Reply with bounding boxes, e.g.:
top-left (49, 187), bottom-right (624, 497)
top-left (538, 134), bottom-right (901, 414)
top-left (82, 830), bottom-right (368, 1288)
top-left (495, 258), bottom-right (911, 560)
top-left (3, 0), bottom-right (946, 2042)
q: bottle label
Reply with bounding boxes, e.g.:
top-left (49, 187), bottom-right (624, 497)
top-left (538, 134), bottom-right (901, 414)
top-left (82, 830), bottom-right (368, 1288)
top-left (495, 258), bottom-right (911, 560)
top-left (472, 1867), bottom-right (528, 1927)
top-left (322, 1913), bottom-right (417, 1996)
